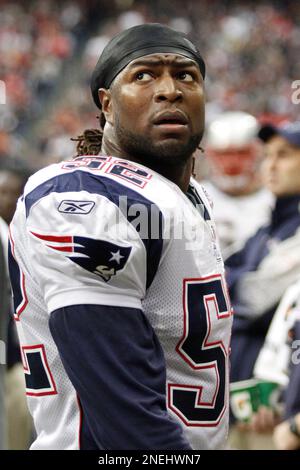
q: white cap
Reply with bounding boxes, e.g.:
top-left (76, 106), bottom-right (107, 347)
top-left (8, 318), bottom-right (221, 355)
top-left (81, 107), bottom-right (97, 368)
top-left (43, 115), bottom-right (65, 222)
top-left (206, 111), bottom-right (259, 149)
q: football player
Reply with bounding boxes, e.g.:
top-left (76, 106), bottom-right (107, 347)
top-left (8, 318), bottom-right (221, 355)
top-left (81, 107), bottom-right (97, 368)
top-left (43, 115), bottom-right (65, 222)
top-left (9, 24), bottom-right (232, 450)
top-left (203, 111), bottom-right (273, 258)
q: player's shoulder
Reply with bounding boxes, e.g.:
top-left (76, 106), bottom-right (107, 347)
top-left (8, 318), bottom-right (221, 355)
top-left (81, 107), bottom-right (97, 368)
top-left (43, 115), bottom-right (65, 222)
top-left (24, 155), bottom-right (181, 216)
top-left (24, 161), bottom-right (62, 196)
top-left (191, 178), bottom-right (214, 216)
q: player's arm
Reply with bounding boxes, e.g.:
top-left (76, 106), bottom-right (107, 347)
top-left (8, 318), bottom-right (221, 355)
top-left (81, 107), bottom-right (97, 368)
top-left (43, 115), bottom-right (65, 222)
top-left (229, 234), bottom-right (300, 319)
top-left (224, 231), bottom-right (260, 291)
top-left (49, 303), bottom-right (191, 450)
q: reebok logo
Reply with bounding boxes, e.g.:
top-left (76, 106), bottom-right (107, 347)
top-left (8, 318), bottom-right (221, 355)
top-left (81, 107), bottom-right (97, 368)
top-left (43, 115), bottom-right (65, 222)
top-left (58, 200), bottom-right (95, 214)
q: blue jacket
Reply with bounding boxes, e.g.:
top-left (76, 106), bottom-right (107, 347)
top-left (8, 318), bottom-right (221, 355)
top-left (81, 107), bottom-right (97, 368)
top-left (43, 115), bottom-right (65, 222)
top-left (226, 195), bottom-right (300, 383)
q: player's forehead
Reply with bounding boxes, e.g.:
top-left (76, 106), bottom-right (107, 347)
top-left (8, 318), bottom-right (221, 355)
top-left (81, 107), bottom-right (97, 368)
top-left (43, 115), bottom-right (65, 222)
top-left (125, 53), bottom-right (199, 70)
top-left (111, 53), bottom-right (200, 88)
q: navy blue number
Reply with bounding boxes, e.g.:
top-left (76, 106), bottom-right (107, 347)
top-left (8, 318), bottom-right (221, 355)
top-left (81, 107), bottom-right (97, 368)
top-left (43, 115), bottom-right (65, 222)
top-left (9, 232), bottom-right (56, 397)
top-left (107, 162), bottom-right (150, 187)
top-left (22, 346), bottom-right (57, 396)
top-left (169, 276), bottom-right (231, 426)
top-left (62, 156), bottom-right (109, 170)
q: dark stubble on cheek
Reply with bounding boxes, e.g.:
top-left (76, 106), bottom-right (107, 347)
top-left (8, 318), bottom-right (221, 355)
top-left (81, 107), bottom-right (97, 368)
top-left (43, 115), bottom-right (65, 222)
top-left (115, 115), bottom-right (203, 168)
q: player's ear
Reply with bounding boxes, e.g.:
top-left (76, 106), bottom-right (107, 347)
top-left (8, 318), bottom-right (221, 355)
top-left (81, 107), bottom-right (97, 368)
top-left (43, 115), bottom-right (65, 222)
top-left (98, 88), bottom-right (114, 126)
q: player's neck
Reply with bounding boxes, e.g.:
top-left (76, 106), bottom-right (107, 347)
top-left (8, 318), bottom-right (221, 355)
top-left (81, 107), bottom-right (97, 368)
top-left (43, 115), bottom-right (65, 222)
top-left (148, 158), bottom-right (193, 193)
top-left (101, 133), bottom-right (193, 193)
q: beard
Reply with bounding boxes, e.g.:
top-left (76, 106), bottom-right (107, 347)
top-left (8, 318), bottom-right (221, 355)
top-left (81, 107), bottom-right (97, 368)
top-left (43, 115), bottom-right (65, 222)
top-left (114, 119), bottom-right (203, 170)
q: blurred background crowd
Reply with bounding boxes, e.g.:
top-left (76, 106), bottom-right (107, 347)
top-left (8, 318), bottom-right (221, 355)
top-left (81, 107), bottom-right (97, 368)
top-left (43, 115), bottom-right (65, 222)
top-left (0, 0), bottom-right (299, 170)
top-left (1, 0), bottom-right (300, 451)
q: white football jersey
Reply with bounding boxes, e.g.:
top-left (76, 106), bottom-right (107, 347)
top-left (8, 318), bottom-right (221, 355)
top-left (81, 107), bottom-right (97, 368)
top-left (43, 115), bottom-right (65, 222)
top-left (9, 155), bottom-right (233, 450)
top-left (201, 181), bottom-right (273, 258)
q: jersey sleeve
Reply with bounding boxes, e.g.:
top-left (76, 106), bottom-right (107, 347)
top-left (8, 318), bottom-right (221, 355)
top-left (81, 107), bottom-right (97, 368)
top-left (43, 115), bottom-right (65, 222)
top-left (49, 304), bottom-right (191, 450)
top-left (24, 186), bottom-right (163, 313)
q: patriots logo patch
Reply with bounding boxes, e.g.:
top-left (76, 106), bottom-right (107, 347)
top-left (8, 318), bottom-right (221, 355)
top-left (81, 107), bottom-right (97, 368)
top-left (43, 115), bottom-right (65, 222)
top-left (31, 232), bottom-right (132, 282)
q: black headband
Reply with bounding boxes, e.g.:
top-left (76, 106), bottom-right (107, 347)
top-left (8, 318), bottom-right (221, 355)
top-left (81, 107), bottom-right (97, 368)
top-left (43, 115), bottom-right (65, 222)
top-left (91, 23), bottom-right (206, 110)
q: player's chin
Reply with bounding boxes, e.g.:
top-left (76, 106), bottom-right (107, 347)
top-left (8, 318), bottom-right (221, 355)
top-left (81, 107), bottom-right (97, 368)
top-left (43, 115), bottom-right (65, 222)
top-left (155, 130), bottom-right (192, 148)
top-left (150, 129), bottom-right (201, 162)
top-left (153, 139), bottom-right (195, 163)
top-left (156, 137), bottom-right (188, 151)
top-left (158, 135), bottom-right (188, 148)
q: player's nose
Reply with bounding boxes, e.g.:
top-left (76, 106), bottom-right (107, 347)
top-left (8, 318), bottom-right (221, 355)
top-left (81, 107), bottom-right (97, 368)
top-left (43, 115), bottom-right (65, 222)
top-left (154, 75), bottom-right (182, 103)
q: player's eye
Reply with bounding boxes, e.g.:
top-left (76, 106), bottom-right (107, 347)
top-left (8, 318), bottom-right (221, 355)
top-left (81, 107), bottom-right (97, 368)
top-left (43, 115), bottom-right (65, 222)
top-left (177, 71), bottom-right (194, 82)
top-left (134, 71), bottom-right (153, 82)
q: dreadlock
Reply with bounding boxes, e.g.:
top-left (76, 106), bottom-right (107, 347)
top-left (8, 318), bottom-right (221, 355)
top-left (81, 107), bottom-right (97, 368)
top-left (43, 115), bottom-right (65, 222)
top-left (71, 113), bottom-right (106, 156)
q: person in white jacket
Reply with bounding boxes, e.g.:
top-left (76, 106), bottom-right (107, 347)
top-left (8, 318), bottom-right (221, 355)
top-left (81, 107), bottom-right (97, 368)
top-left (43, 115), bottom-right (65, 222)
top-left (202, 111), bottom-right (273, 259)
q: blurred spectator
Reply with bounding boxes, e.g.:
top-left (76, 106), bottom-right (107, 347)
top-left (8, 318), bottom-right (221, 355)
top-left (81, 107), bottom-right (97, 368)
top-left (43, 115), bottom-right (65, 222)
top-left (227, 121), bottom-right (300, 449)
top-left (5, 323), bottom-right (33, 449)
top-left (1, 213), bottom-right (31, 452)
top-left (0, 162), bottom-right (32, 449)
top-left (0, 164), bottom-right (30, 224)
top-left (273, 413), bottom-right (300, 450)
top-left (250, 280), bottom-right (300, 450)
top-left (39, 106), bottom-right (84, 165)
top-left (0, 131), bottom-right (10, 160)
top-left (202, 111), bottom-right (273, 258)
top-left (0, 215), bottom-right (9, 449)
top-left (228, 121), bottom-right (300, 383)
top-left (0, 0), bottom-right (82, 137)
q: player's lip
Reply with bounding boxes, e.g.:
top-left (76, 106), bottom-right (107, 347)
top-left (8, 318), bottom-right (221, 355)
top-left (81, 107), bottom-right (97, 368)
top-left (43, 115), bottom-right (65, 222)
top-left (152, 110), bottom-right (188, 126)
